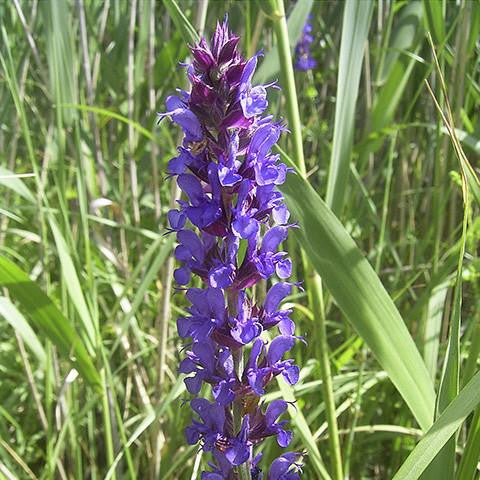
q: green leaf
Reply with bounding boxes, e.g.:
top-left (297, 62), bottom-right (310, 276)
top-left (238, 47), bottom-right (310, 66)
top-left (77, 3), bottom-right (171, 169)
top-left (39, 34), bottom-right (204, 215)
top-left (422, 0), bottom-right (445, 45)
top-left (422, 280), bottom-right (449, 380)
top-left (279, 163), bottom-right (435, 431)
top-left (41, 0), bottom-right (77, 125)
top-left (393, 370), bottom-right (480, 480)
top-left (368, 2), bottom-right (424, 151)
top-left (0, 296), bottom-right (46, 365)
top-left (162, 0), bottom-right (199, 45)
top-left (254, 0), bottom-right (314, 84)
top-left (50, 219), bottom-right (97, 352)
top-left (379, 1), bottom-right (424, 83)
top-left (0, 167), bottom-right (35, 204)
top-left (325, 0), bottom-right (373, 214)
top-left (277, 377), bottom-right (332, 480)
top-left (0, 255), bottom-right (101, 390)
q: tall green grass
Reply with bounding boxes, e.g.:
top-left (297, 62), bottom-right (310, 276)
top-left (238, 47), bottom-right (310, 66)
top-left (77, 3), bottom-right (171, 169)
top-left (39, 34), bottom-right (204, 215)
top-left (1, 1), bottom-right (479, 479)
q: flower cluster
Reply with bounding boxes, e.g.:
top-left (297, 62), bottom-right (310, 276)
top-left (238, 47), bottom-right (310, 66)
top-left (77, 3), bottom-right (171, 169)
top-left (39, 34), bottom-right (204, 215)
top-left (294, 16), bottom-right (317, 72)
top-left (160, 19), bottom-right (303, 479)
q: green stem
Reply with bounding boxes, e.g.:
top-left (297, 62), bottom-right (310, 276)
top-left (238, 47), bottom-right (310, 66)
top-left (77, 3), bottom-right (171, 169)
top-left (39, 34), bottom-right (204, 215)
top-left (268, 0), bottom-right (305, 175)
top-left (269, 2), bottom-right (343, 479)
top-left (312, 275), bottom-right (344, 480)
top-left (100, 369), bottom-right (117, 480)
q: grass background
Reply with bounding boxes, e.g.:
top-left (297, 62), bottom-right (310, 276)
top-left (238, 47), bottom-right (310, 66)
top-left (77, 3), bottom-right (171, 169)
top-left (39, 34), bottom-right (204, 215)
top-left (1, 0), bottom-right (480, 479)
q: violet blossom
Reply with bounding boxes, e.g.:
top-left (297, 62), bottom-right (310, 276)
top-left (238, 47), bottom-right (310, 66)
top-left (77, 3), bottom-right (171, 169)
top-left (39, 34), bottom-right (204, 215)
top-left (160, 19), bottom-right (303, 479)
top-left (294, 16), bottom-right (317, 72)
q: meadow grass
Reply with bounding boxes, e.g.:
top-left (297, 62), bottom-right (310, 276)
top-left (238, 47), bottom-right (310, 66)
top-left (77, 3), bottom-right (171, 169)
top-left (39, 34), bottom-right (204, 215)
top-left (1, 0), bottom-right (480, 479)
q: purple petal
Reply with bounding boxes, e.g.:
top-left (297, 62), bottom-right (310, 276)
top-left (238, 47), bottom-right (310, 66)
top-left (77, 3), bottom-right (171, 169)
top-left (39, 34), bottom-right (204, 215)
top-left (185, 426), bottom-right (200, 445)
top-left (239, 53), bottom-right (260, 92)
top-left (174, 266), bottom-right (191, 285)
top-left (218, 349), bottom-right (234, 375)
top-left (212, 379), bottom-right (235, 406)
top-left (178, 358), bottom-right (196, 374)
top-left (232, 215), bottom-right (259, 240)
top-left (192, 341), bottom-right (216, 372)
top-left (225, 443), bottom-right (250, 467)
top-left (268, 453), bottom-right (302, 480)
top-left (248, 123), bottom-right (282, 161)
top-left (267, 336), bottom-right (295, 365)
top-left (171, 109), bottom-right (203, 141)
top-left (282, 365), bottom-right (299, 385)
top-left (185, 374), bottom-right (203, 394)
top-left (206, 287), bottom-right (225, 319)
top-left (168, 209), bottom-right (186, 230)
top-left (247, 338), bottom-right (265, 370)
top-left (247, 368), bottom-right (267, 396)
top-left (264, 283), bottom-right (291, 313)
top-left (260, 226), bottom-right (289, 254)
top-left (231, 319), bottom-right (261, 345)
top-left (177, 316), bottom-right (190, 338)
top-left (177, 230), bottom-right (205, 262)
top-left (168, 150), bottom-right (191, 175)
top-left (276, 258), bottom-right (292, 279)
top-left (278, 317), bottom-right (296, 336)
top-left (241, 85), bottom-right (268, 118)
top-left (177, 174), bottom-right (204, 205)
top-left (201, 473), bottom-right (224, 480)
top-left (218, 165), bottom-right (242, 186)
top-left (174, 244), bottom-right (191, 262)
top-left (265, 399), bottom-right (288, 426)
top-left (272, 204), bottom-right (290, 225)
top-left (209, 264), bottom-right (234, 289)
top-left (276, 428), bottom-right (293, 448)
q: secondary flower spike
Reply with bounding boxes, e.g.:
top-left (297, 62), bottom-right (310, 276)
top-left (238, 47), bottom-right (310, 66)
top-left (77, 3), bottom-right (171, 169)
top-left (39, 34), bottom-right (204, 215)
top-left (294, 15), bottom-right (317, 72)
top-left (159, 19), bottom-right (303, 479)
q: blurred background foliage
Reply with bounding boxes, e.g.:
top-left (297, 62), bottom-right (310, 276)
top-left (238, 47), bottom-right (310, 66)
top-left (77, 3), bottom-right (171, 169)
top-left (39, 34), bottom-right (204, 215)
top-left (0, 0), bottom-right (480, 479)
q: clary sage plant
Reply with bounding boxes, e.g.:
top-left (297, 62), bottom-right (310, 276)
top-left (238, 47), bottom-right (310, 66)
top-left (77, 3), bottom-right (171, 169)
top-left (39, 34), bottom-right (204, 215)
top-left (159, 18), bottom-right (303, 480)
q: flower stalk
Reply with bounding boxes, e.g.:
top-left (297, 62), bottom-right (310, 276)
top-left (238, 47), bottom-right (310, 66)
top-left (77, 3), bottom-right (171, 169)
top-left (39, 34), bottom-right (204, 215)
top-left (267, 2), bottom-right (344, 479)
top-left (160, 18), bottom-right (303, 479)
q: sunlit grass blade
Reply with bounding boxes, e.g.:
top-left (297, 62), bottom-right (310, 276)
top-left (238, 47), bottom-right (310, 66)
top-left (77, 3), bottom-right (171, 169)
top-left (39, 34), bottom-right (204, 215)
top-left (277, 378), bottom-right (332, 480)
top-left (163, 0), bottom-right (199, 45)
top-left (279, 157), bottom-right (436, 431)
top-left (0, 167), bottom-right (35, 204)
top-left (325, 0), bottom-right (373, 215)
top-left (422, 280), bottom-right (448, 380)
top-left (110, 235), bottom-right (175, 354)
top-left (0, 255), bottom-right (101, 389)
top-left (392, 370), bottom-right (480, 480)
top-left (40, 0), bottom-right (77, 125)
top-left (0, 296), bottom-right (46, 366)
top-left (366, 1), bottom-right (424, 153)
top-left (456, 407), bottom-right (480, 480)
top-left (49, 219), bottom-right (97, 352)
top-left (422, 0), bottom-right (445, 45)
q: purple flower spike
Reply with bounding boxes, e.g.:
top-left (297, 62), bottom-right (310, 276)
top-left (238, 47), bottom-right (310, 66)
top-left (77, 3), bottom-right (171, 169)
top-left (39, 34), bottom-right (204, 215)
top-left (160, 16), bottom-right (303, 478)
top-left (294, 15), bottom-right (317, 72)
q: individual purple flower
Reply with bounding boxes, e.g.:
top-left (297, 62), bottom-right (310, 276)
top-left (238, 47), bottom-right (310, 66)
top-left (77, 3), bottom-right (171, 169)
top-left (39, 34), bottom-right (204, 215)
top-left (268, 453), bottom-right (303, 480)
top-left (294, 16), bottom-right (317, 72)
top-left (160, 17), bottom-right (303, 478)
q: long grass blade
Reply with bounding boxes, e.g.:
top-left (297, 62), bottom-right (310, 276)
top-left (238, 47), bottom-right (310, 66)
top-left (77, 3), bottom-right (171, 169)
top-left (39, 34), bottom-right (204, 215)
top-left (279, 157), bottom-right (435, 430)
top-left (392, 371), bottom-right (480, 480)
top-left (0, 296), bottom-right (46, 365)
top-left (325, 0), bottom-right (373, 215)
top-left (0, 255), bottom-right (101, 389)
